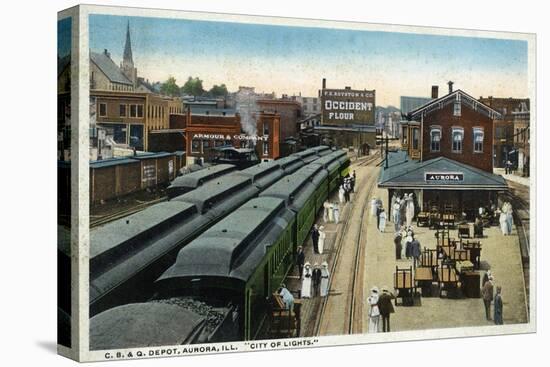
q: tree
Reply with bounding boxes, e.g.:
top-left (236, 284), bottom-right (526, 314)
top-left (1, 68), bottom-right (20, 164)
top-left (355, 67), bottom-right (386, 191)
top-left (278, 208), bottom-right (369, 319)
top-left (181, 76), bottom-right (205, 96)
top-left (208, 84), bottom-right (228, 98)
top-left (160, 76), bottom-right (180, 97)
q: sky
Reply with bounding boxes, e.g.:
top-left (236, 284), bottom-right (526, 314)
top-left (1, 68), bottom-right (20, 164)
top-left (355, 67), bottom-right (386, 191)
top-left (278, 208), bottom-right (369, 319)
top-left (89, 14), bottom-right (529, 107)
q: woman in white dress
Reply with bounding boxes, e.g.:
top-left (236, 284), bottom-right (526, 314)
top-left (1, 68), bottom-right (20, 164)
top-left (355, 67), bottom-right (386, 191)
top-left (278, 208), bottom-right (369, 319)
top-left (320, 261), bottom-right (330, 297)
top-left (379, 209), bottom-right (387, 232)
top-left (506, 205), bottom-right (514, 234)
top-left (301, 263), bottom-right (313, 298)
top-left (405, 194), bottom-right (415, 227)
top-left (318, 226), bottom-right (326, 254)
top-left (333, 204), bottom-right (340, 224)
top-left (323, 200), bottom-right (330, 223)
top-left (338, 185), bottom-right (345, 205)
top-left (499, 210), bottom-right (508, 235)
top-left (367, 286), bottom-right (380, 333)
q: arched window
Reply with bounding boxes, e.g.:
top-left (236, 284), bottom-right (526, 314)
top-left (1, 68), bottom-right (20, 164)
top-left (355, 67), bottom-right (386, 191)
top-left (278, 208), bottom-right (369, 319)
top-left (430, 127), bottom-right (441, 152)
top-left (452, 127), bottom-right (464, 153)
top-left (473, 128), bottom-right (484, 153)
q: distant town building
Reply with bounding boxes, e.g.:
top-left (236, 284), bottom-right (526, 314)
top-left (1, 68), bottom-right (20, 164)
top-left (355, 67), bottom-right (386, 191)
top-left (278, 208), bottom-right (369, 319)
top-left (400, 96), bottom-right (433, 115)
top-left (317, 78), bottom-right (376, 153)
top-left (478, 96), bottom-right (530, 174)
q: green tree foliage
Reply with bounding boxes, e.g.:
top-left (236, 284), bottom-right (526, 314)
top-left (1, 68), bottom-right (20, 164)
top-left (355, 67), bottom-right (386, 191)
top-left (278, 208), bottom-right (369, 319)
top-left (181, 76), bottom-right (205, 96)
top-left (160, 76), bottom-right (180, 97)
top-left (208, 84), bottom-right (229, 97)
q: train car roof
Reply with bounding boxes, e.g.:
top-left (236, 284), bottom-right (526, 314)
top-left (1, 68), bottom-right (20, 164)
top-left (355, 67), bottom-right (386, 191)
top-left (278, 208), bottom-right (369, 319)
top-left (309, 150), bottom-right (345, 168)
top-left (90, 303), bottom-right (205, 349)
top-left (311, 145), bottom-right (331, 156)
top-left (168, 164), bottom-right (235, 189)
top-left (273, 155), bottom-right (305, 174)
top-left (158, 197), bottom-right (289, 283)
top-left (90, 201), bottom-right (197, 259)
top-left (259, 166), bottom-right (318, 208)
top-left (292, 149), bottom-right (318, 163)
top-left (235, 160), bottom-right (284, 189)
top-left (172, 173), bottom-right (254, 213)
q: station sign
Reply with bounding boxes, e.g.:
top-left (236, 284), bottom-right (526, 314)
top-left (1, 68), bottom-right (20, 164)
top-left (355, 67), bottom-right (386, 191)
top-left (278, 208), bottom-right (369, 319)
top-left (192, 133), bottom-right (268, 142)
top-left (425, 172), bottom-right (464, 182)
top-left (321, 88), bottom-right (375, 126)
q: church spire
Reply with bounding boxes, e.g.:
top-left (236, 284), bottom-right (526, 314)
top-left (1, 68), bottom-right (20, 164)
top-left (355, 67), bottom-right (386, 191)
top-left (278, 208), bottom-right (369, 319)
top-left (122, 20), bottom-right (133, 68)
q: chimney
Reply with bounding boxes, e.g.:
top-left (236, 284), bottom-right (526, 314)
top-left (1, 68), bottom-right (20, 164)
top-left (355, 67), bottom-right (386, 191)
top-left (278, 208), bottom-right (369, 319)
top-left (431, 85), bottom-right (439, 99)
top-left (448, 81), bottom-right (454, 94)
top-left (322, 78), bottom-right (326, 89)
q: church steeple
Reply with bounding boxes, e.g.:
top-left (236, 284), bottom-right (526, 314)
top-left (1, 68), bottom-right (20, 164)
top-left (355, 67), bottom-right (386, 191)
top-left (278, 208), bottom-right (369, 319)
top-left (122, 20), bottom-right (134, 68)
top-left (120, 20), bottom-right (137, 88)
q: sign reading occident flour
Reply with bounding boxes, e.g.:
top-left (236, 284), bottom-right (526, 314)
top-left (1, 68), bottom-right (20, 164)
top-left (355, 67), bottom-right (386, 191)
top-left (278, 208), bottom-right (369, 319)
top-left (321, 88), bottom-right (375, 126)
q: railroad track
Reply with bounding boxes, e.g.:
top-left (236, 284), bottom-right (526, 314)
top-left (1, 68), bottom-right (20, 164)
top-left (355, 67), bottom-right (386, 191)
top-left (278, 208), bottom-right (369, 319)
top-left (314, 154), bottom-right (379, 335)
top-left (501, 183), bottom-right (531, 318)
top-left (90, 197), bottom-right (168, 228)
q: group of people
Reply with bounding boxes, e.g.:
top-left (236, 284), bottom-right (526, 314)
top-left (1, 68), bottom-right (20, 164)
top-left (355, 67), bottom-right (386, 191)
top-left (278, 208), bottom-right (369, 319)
top-left (296, 245), bottom-right (331, 299)
top-left (498, 202), bottom-right (514, 236)
top-left (338, 171), bottom-right (356, 205)
top-left (310, 224), bottom-right (326, 254)
top-left (323, 200), bottom-right (340, 224)
top-left (481, 270), bottom-right (504, 325)
top-left (300, 261), bottom-right (330, 298)
top-left (391, 193), bottom-right (416, 230)
top-left (367, 286), bottom-right (396, 333)
top-left (393, 227), bottom-right (421, 265)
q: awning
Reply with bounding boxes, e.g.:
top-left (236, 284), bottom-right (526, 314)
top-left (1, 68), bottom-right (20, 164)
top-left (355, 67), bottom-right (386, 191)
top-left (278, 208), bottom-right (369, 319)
top-left (378, 151), bottom-right (508, 191)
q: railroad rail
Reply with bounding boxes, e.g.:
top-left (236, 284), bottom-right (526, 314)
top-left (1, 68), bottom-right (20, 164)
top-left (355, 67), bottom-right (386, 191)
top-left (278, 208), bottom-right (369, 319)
top-left (501, 181), bottom-right (531, 317)
top-left (314, 153), bottom-right (379, 335)
top-left (90, 197), bottom-right (167, 228)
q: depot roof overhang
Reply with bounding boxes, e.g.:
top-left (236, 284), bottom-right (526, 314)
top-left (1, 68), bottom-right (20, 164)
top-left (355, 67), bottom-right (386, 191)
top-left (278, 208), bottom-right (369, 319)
top-left (378, 151), bottom-right (509, 191)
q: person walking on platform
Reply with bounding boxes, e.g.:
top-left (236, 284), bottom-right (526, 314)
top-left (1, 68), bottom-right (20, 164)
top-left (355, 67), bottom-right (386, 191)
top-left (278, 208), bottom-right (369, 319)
top-left (333, 204), bottom-right (340, 224)
top-left (296, 246), bottom-right (305, 279)
top-left (312, 263), bottom-right (322, 297)
top-left (411, 236), bottom-right (421, 268)
top-left (320, 261), bottom-right (330, 297)
top-left (323, 200), bottom-right (330, 223)
top-left (394, 232), bottom-right (403, 260)
top-left (405, 193), bottom-right (415, 227)
top-left (311, 225), bottom-right (320, 254)
top-left (506, 205), bottom-right (514, 234)
top-left (376, 201), bottom-right (383, 229)
top-left (301, 263), bottom-right (313, 298)
top-left (367, 287), bottom-right (380, 333)
top-left (318, 226), bottom-right (326, 254)
top-left (393, 198), bottom-right (402, 231)
top-left (481, 276), bottom-right (494, 320)
top-left (494, 286), bottom-right (504, 325)
top-left (338, 185), bottom-right (345, 205)
top-left (351, 170), bottom-right (356, 192)
top-left (378, 287), bottom-right (396, 332)
top-left (379, 209), bottom-right (387, 232)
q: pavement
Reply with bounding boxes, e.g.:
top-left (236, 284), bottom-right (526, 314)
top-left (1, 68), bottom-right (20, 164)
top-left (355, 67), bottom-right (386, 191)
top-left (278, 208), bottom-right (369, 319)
top-left (362, 184), bottom-right (529, 333)
top-left (493, 168), bottom-right (530, 187)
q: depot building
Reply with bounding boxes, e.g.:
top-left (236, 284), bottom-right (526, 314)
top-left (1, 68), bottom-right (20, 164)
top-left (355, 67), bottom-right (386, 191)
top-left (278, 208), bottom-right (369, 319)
top-left (378, 83), bottom-right (509, 219)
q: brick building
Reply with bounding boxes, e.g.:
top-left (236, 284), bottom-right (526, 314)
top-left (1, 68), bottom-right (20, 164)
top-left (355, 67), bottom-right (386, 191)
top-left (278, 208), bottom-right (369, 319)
top-left (90, 90), bottom-right (183, 156)
top-left (478, 96), bottom-right (530, 171)
top-left (401, 83), bottom-right (499, 173)
top-left (257, 98), bottom-right (302, 152)
top-left (379, 83), bottom-right (507, 218)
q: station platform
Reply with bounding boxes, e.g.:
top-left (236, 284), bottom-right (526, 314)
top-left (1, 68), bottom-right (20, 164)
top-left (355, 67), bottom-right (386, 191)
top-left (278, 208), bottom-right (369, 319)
top-left (362, 184), bottom-right (529, 332)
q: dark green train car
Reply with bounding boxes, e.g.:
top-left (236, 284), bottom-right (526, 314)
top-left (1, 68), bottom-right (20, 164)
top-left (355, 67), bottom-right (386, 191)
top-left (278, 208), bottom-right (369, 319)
top-left (156, 197), bottom-right (295, 340)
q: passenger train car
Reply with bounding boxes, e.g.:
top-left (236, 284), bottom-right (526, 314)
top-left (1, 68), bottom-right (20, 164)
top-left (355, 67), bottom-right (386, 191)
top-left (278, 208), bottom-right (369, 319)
top-left (89, 146), bottom-right (334, 316)
top-left (90, 149), bottom-right (351, 347)
top-left (166, 164), bottom-right (236, 199)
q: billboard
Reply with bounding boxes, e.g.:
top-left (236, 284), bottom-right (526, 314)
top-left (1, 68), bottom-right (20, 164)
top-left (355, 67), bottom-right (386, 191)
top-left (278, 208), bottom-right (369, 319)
top-left (321, 88), bottom-right (375, 126)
